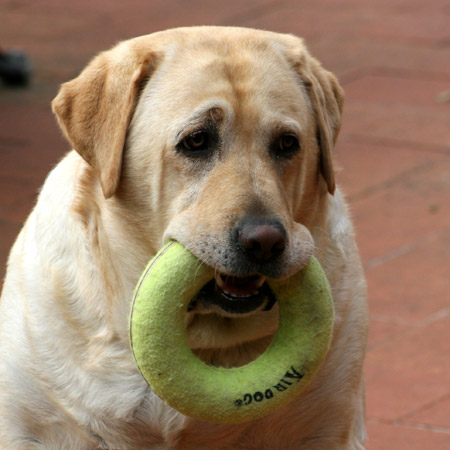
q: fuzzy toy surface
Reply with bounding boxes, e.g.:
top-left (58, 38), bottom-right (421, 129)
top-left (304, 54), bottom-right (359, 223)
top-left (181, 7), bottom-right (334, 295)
top-left (129, 241), bottom-right (334, 424)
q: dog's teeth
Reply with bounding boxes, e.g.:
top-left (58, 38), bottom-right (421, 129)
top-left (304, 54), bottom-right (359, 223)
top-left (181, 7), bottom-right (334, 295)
top-left (223, 290), bottom-right (256, 299)
top-left (223, 290), bottom-right (238, 297)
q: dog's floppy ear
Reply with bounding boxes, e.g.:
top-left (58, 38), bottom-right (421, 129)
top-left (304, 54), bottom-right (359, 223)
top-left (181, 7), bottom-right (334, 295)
top-left (52, 43), bottom-right (157, 198)
top-left (282, 38), bottom-right (344, 195)
top-left (302, 58), bottom-right (344, 195)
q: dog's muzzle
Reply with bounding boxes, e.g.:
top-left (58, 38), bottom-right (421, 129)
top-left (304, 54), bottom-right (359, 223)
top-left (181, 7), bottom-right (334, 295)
top-left (188, 217), bottom-right (286, 315)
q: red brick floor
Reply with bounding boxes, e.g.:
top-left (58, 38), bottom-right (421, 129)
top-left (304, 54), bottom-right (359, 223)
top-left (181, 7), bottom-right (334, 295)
top-left (1, 0), bottom-right (449, 448)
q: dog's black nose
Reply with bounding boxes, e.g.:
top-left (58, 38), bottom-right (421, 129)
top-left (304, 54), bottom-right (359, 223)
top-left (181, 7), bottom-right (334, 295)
top-left (236, 218), bottom-right (286, 264)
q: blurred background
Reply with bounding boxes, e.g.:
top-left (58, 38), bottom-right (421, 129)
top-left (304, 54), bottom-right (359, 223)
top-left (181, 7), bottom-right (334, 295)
top-left (1, 0), bottom-right (449, 448)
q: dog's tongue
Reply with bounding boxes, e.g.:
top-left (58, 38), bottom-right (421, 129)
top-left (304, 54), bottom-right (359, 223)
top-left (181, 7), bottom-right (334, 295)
top-left (215, 273), bottom-right (266, 298)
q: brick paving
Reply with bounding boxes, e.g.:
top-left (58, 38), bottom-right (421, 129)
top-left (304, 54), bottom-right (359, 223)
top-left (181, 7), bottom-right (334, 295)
top-left (1, 0), bottom-right (449, 448)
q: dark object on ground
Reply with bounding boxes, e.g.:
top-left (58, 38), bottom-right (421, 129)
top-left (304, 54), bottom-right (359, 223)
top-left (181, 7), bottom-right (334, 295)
top-left (0, 49), bottom-right (32, 86)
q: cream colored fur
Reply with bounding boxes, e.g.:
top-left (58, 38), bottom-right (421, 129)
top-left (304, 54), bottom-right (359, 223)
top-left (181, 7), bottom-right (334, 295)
top-left (0, 27), bottom-right (368, 449)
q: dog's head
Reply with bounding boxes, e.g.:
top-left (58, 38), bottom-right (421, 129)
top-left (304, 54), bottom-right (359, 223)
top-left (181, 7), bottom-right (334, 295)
top-left (52, 27), bottom-right (343, 347)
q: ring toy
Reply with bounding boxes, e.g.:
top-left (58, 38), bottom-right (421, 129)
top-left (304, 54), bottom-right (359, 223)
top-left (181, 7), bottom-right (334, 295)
top-left (129, 241), bottom-right (334, 424)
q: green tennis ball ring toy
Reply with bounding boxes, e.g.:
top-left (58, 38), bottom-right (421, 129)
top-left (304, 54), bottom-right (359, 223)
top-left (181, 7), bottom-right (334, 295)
top-left (129, 241), bottom-right (334, 424)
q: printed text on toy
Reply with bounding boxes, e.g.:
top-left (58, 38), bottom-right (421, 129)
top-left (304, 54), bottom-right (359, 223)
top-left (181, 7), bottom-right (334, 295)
top-left (234, 366), bottom-right (304, 407)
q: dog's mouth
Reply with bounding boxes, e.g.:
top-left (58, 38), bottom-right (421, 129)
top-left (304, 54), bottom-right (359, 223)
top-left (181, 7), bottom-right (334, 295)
top-left (189, 273), bottom-right (276, 315)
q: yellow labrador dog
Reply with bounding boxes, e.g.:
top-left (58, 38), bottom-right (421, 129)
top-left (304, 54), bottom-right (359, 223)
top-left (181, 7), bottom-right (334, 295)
top-left (0, 27), bottom-right (368, 449)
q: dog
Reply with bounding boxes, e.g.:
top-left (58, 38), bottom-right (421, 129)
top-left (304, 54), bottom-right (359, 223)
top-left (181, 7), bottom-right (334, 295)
top-left (0, 27), bottom-right (368, 449)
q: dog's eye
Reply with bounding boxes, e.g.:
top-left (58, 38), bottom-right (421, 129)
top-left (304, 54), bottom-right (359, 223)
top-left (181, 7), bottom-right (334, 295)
top-left (280, 135), bottom-right (298, 150)
top-left (180, 131), bottom-right (209, 152)
top-left (273, 134), bottom-right (300, 157)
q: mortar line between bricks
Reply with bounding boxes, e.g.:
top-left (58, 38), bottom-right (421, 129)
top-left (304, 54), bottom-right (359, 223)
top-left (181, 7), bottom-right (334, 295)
top-left (347, 158), bottom-right (449, 203)
top-left (321, 33), bottom-right (448, 50)
top-left (369, 306), bottom-right (450, 327)
top-left (364, 226), bottom-right (450, 271)
top-left (0, 217), bottom-right (27, 227)
top-left (436, 37), bottom-right (450, 48)
top-left (340, 133), bottom-right (450, 157)
top-left (393, 421), bottom-right (450, 435)
top-left (397, 392), bottom-right (450, 424)
top-left (0, 171), bottom-right (45, 184)
top-left (367, 307), bottom-right (450, 351)
top-left (0, 0), bottom-right (46, 11)
top-left (364, 241), bottom-right (422, 270)
top-left (367, 36), bottom-right (450, 50)
top-left (363, 230), bottom-right (437, 270)
top-left (367, 417), bottom-right (450, 435)
top-left (371, 66), bottom-right (450, 83)
top-left (0, 136), bottom-right (29, 147)
top-left (368, 416), bottom-right (450, 434)
top-left (341, 66), bottom-right (450, 84)
top-left (337, 67), bottom-right (375, 85)
top-left (418, 306), bottom-right (450, 327)
top-left (219, 0), bottom-right (290, 26)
